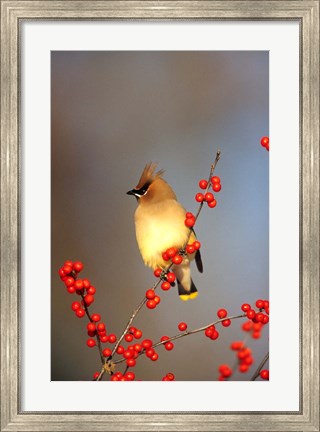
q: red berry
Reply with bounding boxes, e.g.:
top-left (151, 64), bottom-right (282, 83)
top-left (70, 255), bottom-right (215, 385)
top-left (93, 372), bottom-right (99, 380)
top-left (146, 299), bottom-right (157, 309)
top-left (239, 363), bottom-right (249, 373)
top-left (166, 373), bottom-right (175, 381)
top-left (231, 341), bottom-right (243, 350)
top-left (75, 309), bottom-right (85, 318)
top-left (154, 295), bottom-right (161, 305)
top-left (211, 330), bottom-right (219, 340)
top-left (87, 322), bottom-right (96, 332)
top-left (107, 334), bottom-right (117, 343)
top-left (86, 338), bottom-right (96, 348)
top-left (205, 326), bottom-right (215, 338)
top-left (204, 192), bottom-right (214, 203)
top-left (260, 136), bottom-right (269, 147)
top-left (59, 268), bottom-right (66, 278)
top-left (161, 281), bottom-right (171, 291)
top-left (199, 179), bottom-right (208, 189)
top-left (123, 350), bottom-right (133, 359)
top-left (193, 241), bottom-right (201, 250)
top-left (164, 342), bottom-right (174, 351)
top-left (73, 261), bottom-right (84, 272)
top-left (67, 286), bottom-right (76, 294)
top-left (178, 322), bottom-right (187, 331)
top-left (222, 319), bottom-right (231, 327)
top-left (142, 339), bottom-right (153, 349)
top-left (242, 320), bottom-right (253, 331)
top-left (260, 369), bottom-right (269, 380)
top-left (160, 335), bottom-right (170, 342)
top-left (71, 301), bottom-right (81, 311)
top-left (255, 312), bottom-right (264, 323)
top-left (125, 333), bottom-right (134, 342)
top-left (82, 279), bottom-right (90, 289)
top-left (172, 255), bottom-right (183, 265)
top-left (186, 244), bottom-right (195, 254)
top-left (134, 329), bottom-right (142, 339)
top-left (252, 331), bottom-right (261, 339)
top-left (125, 371), bottom-right (135, 381)
top-left (244, 356), bottom-right (254, 365)
top-left (185, 218), bottom-right (195, 228)
top-left (87, 286), bottom-right (96, 295)
top-left (219, 364), bottom-right (232, 378)
top-left (84, 294), bottom-right (94, 306)
top-left (195, 193), bottom-right (204, 203)
top-left (186, 212), bottom-right (194, 219)
top-left (126, 358), bottom-right (136, 367)
top-left (63, 265), bottom-right (73, 275)
top-left (97, 323), bottom-right (105, 332)
top-left (146, 289), bottom-right (155, 299)
top-left (166, 247), bottom-right (178, 258)
top-left (150, 352), bottom-right (159, 361)
top-left (166, 272), bottom-right (176, 283)
top-left (246, 309), bottom-right (256, 319)
top-left (162, 252), bottom-right (170, 261)
top-left (212, 183), bottom-right (222, 192)
top-left (207, 199), bottom-right (217, 208)
top-left (154, 268), bottom-right (162, 278)
top-left (102, 348), bottom-right (112, 358)
top-left (241, 303), bottom-right (251, 312)
top-left (74, 279), bottom-right (84, 290)
top-left (211, 176), bottom-right (221, 184)
top-left (262, 315), bottom-right (269, 324)
top-left (133, 343), bottom-right (142, 352)
top-left (100, 335), bottom-right (108, 343)
top-left (217, 308), bottom-right (228, 319)
top-left (145, 348), bottom-right (155, 358)
top-left (255, 299), bottom-right (264, 309)
top-left (64, 276), bottom-right (75, 287)
top-left (263, 300), bottom-right (269, 310)
top-left (116, 345), bottom-right (125, 355)
top-left (91, 313), bottom-right (101, 322)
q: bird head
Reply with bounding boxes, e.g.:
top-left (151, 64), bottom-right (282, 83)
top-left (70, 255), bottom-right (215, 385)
top-left (127, 163), bottom-right (176, 203)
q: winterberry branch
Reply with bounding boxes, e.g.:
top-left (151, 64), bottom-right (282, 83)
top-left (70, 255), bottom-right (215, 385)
top-left (113, 313), bottom-right (247, 366)
top-left (79, 292), bottom-right (105, 365)
top-left (185, 150), bottom-right (220, 245)
top-left (250, 351), bottom-right (269, 381)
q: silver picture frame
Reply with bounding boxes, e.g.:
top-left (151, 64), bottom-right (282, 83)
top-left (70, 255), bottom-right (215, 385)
top-left (1, 1), bottom-right (319, 431)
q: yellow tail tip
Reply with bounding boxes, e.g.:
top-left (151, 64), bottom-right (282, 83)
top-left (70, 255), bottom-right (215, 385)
top-left (179, 292), bottom-right (198, 301)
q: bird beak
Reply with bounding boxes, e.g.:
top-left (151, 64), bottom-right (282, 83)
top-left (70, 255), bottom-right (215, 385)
top-left (127, 189), bottom-right (136, 196)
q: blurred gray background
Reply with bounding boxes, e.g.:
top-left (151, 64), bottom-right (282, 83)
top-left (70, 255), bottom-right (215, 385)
top-left (51, 51), bottom-right (269, 381)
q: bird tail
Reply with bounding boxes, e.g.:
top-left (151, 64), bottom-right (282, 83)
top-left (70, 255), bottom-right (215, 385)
top-left (178, 278), bottom-right (198, 301)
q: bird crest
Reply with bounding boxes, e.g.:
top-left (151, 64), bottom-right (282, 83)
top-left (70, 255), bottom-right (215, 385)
top-left (135, 162), bottom-right (165, 189)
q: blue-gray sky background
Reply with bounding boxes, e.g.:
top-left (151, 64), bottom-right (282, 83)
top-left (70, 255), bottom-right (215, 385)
top-left (51, 51), bottom-right (269, 381)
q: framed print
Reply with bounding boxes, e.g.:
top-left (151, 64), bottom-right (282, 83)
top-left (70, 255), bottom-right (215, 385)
top-left (1, 1), bottom-right (319, 431)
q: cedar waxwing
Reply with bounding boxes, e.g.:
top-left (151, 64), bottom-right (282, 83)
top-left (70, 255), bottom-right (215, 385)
top-left (127, 163), bottom-right (203, 300)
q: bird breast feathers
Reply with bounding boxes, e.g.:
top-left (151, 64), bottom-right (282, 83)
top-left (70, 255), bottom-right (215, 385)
top-left (134, 200), bottom-right (190, 268)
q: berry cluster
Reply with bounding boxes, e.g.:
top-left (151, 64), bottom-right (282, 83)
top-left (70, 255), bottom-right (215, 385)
top-left (59, 260), bottom-right (121, 371)
top-left (231, 342), bottom-right (255, 374)
top-left (260, 136), bottom-right (269, 151)
top-left (195, 175), bottom-right (221, 208)
top-left (241, 300), bottom-right (269, 321)
top-left (111, 371), bottom-right (135, 381)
